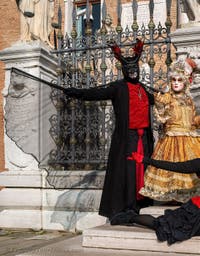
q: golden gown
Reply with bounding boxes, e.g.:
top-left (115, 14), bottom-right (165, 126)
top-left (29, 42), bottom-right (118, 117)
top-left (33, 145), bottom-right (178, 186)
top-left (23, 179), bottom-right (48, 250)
top-left (140, 92), bottom-right (200, 202)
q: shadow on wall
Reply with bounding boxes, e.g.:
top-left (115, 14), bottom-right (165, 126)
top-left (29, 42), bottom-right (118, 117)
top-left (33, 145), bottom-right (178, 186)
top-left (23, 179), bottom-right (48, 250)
top-left (47, 169), bottom-right (106, 231)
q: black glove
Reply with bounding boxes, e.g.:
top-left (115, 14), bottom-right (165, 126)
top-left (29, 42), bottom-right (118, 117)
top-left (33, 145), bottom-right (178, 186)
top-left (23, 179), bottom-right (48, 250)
top-left (63, 87), bottom-right (83, 98)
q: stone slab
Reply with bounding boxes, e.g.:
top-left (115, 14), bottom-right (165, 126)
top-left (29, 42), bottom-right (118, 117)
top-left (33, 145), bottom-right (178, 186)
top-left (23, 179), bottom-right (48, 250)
top-left (0, 169), bottom-right (105, 189)
top-left (45, 170), bottom-right (105, 189)
top-left (0, 186), bottom-right (106, 231)
top-left (42, 210), bottom-right (106, 232)
top-left (140, 205), bottom-right (178, 216)
top-left (171, 26), bottom-right (200, 45)
top-left (0, 208), bottom-right (107, 232)
top-left (82, 224), bottom-right (200, 254)
top-left (0, 187), bottom-right (102, 211)
top-left (0, 209), bottom-right (42, 230)
top-left (0, 170), bottom-right (45, 188)
top-left (0, 188), bottom-right (42, 208)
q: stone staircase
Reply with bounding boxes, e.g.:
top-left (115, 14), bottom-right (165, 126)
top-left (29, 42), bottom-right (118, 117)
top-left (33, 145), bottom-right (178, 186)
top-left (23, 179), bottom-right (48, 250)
top-left (82, 206), bottom-right (200, 255)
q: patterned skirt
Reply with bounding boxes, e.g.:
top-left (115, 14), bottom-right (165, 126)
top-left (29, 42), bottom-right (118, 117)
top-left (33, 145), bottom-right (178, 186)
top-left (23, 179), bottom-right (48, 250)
top-left (140, 136), bottom-right (200, 202)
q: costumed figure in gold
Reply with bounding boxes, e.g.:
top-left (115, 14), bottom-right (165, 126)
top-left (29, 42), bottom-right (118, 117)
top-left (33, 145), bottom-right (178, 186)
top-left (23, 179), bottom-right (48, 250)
top-left (140, 58), bottom-right (200, 202)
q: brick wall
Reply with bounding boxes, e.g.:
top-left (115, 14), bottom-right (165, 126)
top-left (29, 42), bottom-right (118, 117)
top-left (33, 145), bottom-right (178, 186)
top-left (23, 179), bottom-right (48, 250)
top-left (0, 0), bottom-right (20, 170)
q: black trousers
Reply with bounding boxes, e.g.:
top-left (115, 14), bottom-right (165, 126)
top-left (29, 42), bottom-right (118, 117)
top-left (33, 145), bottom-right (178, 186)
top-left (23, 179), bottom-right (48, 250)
top-left (125, 129), bottom-right (153, 212)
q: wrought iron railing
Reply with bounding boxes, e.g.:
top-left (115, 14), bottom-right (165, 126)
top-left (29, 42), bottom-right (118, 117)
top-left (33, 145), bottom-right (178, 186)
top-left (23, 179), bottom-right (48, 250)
top-left (49, 0), bottom-right (172, 170)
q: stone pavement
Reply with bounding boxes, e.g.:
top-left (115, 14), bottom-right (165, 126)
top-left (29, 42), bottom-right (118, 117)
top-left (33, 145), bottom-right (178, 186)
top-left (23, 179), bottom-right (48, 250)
top-left (0, 228), bottom-right (200, 256)
top-left (0, 229), bottom-right (75, 256)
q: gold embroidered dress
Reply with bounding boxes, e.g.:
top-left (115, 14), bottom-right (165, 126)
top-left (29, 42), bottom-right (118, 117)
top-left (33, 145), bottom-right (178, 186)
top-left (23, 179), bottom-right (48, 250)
top-left (140, 92), bottom-right (200, 202)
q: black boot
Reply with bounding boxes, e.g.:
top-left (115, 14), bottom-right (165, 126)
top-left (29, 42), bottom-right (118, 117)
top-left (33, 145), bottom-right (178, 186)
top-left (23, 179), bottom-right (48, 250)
top-left (110, 210), bottom-right (138, 226)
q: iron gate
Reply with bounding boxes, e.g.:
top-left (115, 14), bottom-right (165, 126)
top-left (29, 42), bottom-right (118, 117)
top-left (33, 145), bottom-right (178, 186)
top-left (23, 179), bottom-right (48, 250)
top-left (49, 0), bottom-right (173, 170)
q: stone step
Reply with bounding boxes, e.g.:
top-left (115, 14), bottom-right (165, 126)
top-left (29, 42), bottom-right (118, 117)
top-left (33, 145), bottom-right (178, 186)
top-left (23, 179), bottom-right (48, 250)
top-left (82, 224), bottom-right (200, 254)
top-left (82, 206), bottom-right (200, 255)
top-left (140, 205), bottom-right (179, 216)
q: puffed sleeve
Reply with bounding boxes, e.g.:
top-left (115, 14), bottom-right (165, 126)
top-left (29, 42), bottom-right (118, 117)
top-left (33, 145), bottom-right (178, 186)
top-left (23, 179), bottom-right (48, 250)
top-left (154, 92), bottom-right (171, 105)
top-left (193, 115), bottom-right (200, 128)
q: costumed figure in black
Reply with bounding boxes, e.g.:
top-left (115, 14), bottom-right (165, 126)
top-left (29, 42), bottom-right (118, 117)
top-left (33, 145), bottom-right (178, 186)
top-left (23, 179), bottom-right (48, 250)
top-left (116, 151), bottom-right (200, 245)
top-left (64, 39), bottom-right (155, 223)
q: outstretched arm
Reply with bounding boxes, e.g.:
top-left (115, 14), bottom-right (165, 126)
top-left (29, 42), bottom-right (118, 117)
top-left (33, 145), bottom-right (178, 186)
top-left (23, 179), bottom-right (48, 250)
top-left (64, 83), bottom-right (115, 101)
top-left (144, 157), bottom-right (200, 174)
top-left (128, 152), bottom-right (200, 175)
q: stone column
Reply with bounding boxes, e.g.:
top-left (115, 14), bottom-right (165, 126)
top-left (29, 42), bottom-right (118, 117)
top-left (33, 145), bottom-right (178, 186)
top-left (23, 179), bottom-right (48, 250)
top-left (177, 0), bottom-right (189, 28)
top-left (0, 40), bottom-right (58, 229)
top-left (64, 0), bottom-right (73, 35)
top-left (177, 0), bottom-right (200, 28)
top-left (0, 40), bottom-right (58, 171)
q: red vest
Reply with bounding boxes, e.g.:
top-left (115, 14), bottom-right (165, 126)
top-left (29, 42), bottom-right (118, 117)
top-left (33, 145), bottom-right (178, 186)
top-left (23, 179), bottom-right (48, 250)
top-left (127, 82), bottom-right (149, 129)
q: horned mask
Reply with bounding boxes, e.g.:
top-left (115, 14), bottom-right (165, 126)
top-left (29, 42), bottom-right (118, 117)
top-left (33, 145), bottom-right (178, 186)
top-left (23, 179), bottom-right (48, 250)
top-left (110, 39), bottom-right (144, 83)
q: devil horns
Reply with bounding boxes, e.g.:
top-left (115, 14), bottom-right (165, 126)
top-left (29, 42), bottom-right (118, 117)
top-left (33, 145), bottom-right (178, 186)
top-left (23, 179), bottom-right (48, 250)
top-left (110, 38), bottom-right (144, 61)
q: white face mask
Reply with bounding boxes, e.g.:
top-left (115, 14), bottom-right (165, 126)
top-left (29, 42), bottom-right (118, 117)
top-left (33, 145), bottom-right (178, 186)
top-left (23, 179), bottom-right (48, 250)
top-left (171, 76), bottom-right (185, 93)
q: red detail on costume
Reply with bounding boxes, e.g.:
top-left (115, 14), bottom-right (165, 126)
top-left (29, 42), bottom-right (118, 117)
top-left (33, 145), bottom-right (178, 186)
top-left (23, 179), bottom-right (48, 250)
top-left (189, 76), bottom-right (193, 84)
top-left (136, 129), bottom-right (144, 200)
top-left (186, 58), bottom-right (197, 70)
top-left (127, 152), bottom-right (144, 163)
top-left (111, 39), bottom-right (144, 60)
top-left (127, 82), bottom-right (149, 200)
top-left (111, 44), bottom-right (122, 61)
top-left (133, 39), bottom-right (144, 56)
top-left (128, 82), bottom-right (149, 129)
top-left (191, 196), bottom-right (200, 208)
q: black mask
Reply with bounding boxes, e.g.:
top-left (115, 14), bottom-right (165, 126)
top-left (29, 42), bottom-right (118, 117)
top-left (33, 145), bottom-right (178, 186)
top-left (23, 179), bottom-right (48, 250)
top-left (121, 57), bottom-right (140, 83)
top-left (110, 38), bottom-right (143, 84)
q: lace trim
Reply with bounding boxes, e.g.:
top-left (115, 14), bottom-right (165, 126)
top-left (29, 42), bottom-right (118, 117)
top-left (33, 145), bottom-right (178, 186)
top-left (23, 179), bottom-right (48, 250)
top-left (139, 186), bottom-right (200, 203)
top-left (165, 131), bottom-right (200, 137)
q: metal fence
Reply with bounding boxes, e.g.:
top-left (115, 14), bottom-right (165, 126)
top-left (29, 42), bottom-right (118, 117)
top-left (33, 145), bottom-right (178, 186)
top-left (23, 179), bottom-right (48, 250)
top-left (49, 0), bottom-right (173, 170)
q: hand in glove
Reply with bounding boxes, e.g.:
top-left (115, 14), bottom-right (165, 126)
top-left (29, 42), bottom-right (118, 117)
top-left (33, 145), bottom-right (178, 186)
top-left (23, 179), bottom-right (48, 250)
top-left (63, 87), bottom-right (83, 98)
top-left (127, 152), bottom-right (144, 163)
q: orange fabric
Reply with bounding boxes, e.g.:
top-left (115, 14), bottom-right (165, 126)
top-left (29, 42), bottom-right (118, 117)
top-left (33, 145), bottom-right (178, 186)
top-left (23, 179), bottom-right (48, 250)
top-left (140, 136), bottom-right (200, 202)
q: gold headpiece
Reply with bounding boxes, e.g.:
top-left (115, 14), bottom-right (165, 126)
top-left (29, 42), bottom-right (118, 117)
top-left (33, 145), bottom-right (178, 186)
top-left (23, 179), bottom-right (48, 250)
top-left (169, 58), bottom-right (197, 87)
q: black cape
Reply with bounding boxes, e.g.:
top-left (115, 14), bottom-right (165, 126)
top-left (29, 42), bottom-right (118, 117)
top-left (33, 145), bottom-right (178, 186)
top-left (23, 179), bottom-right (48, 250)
top-left (155, 200), bottom-right (200, 244)
top-left (74, 79), bottom-right (154, 218)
